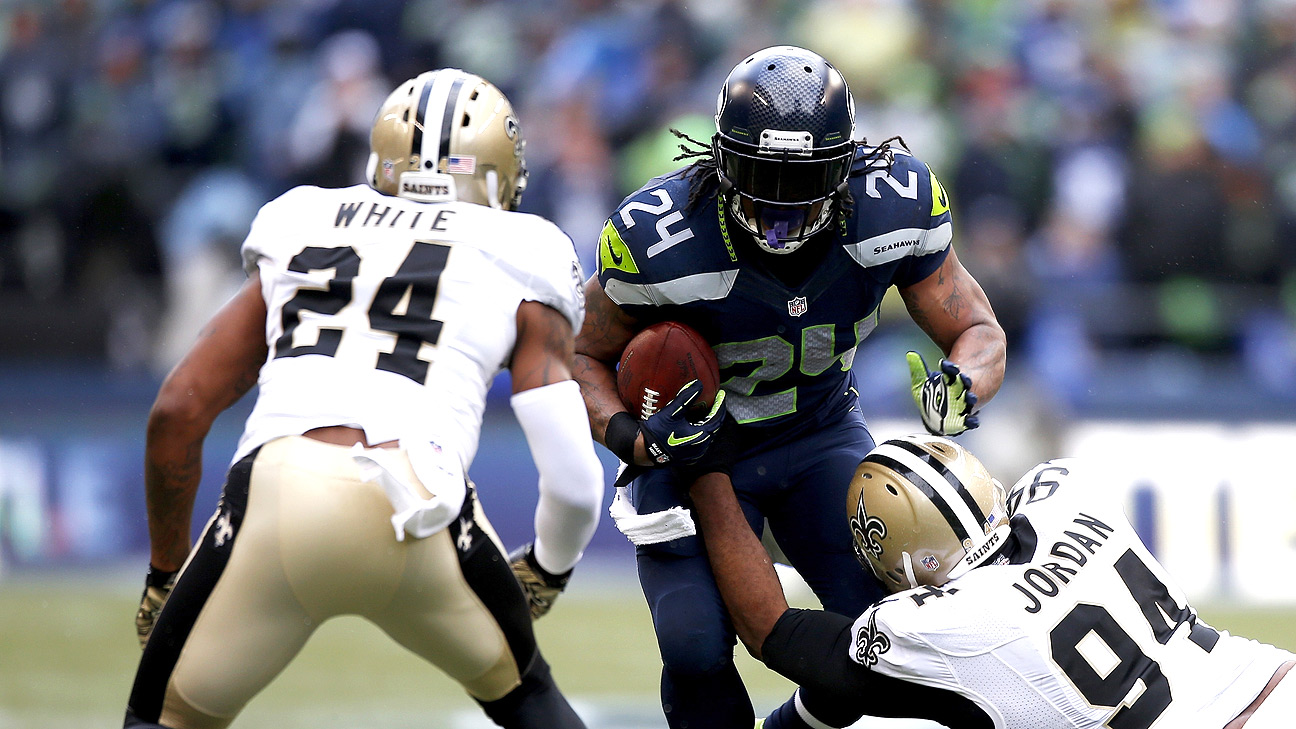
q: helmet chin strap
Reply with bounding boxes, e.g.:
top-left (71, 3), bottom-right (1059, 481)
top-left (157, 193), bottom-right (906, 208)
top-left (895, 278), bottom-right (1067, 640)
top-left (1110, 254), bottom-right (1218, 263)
top-left (901, 551), bottom-right (918, 589)
top-left (485, 170), bottom-right (500, 209)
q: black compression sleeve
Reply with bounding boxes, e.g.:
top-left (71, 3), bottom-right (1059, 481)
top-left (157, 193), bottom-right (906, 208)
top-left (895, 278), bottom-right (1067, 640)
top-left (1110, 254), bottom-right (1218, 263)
top-left (761, 608), bottom-right (993, 729)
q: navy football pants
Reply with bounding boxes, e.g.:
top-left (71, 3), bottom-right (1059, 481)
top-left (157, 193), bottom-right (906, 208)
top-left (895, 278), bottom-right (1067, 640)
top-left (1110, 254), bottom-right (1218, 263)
top-left (631, 408), bottom-right (886, 728)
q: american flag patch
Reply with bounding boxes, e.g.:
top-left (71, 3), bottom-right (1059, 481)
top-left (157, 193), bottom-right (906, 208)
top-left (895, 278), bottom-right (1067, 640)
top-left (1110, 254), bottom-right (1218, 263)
top-left (446, 155), bottom-right (476, 173)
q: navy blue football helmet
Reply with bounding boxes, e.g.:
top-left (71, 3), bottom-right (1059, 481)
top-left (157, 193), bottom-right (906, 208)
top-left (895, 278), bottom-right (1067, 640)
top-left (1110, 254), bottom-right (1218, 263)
top-left (713, 46), bottom-right (856, 254)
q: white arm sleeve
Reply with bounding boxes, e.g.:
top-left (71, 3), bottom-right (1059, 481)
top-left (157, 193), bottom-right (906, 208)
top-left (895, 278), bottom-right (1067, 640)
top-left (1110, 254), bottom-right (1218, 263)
top-left (510, 379), bottom-right (605, 574)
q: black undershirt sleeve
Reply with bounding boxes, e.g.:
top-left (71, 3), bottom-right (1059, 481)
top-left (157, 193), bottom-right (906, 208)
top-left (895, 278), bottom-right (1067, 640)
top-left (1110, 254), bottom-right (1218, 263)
top-left (761, 608), bottom-right (993, 729)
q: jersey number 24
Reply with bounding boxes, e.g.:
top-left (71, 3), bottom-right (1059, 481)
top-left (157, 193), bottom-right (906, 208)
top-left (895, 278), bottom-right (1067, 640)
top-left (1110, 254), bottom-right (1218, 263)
top-left (274, 242), bottom-right (448, 383)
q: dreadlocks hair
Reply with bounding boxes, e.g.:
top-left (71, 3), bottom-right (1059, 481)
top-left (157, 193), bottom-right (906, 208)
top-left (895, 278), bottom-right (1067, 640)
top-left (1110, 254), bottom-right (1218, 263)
top-left (838, 134), bottom-right (907, 220)
top-left (669, 127), bottom-right (721, 212)
top-left (668, 127), bottom-right (910, 222)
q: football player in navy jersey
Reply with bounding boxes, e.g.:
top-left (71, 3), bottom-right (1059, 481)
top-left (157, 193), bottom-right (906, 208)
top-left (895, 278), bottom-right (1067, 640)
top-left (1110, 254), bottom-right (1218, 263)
top-left (572, 46), bottom-right (1007, 728)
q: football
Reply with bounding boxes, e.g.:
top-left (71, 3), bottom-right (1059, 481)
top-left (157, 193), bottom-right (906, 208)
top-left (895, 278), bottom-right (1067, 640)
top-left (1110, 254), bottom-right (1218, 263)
top-left (617, 321), bottom-right (721, 421)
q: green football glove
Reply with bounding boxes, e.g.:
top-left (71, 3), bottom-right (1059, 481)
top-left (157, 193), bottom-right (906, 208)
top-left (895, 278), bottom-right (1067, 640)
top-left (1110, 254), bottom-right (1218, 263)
top-left (135, 565), bottom-right (177, 649)
top-left (906, 351), bottom-right (979, 436)
top-left (509, 543), bottom-right (572, 620)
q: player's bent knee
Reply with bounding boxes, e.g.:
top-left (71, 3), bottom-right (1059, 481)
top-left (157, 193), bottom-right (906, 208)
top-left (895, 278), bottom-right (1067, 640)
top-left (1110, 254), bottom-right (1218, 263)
top-left (652, 593), bottom-right (735, 675)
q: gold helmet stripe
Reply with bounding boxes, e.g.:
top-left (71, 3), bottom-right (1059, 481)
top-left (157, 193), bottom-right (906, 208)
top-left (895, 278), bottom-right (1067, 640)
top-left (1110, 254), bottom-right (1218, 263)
top-left (890, 438), bottom-right (988, 525)
top-left (865, 443), bottom-right (982, 543)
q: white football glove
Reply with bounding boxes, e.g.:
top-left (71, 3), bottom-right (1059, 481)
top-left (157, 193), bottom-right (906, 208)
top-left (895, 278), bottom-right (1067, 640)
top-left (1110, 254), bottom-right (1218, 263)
top-left (907, 351), bottom-right (979, 436)
top-left (136, 566), bottom-right (177, 649)
top-left (509, 543), bottom-right (571, 620)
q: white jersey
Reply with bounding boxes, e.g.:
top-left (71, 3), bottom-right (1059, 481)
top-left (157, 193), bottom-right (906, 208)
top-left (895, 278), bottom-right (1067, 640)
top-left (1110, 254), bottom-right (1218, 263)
top-left (233, 184), bottom-right (585, 473)
top-left (850, 458), bottom-right (1293, 729)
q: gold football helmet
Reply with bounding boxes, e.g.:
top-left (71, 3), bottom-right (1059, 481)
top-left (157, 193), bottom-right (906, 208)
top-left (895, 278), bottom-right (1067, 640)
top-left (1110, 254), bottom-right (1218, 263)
top-left (848, 435), bottom-right (1010, 592)
top-left (366, 69), bottom-right (527, 209)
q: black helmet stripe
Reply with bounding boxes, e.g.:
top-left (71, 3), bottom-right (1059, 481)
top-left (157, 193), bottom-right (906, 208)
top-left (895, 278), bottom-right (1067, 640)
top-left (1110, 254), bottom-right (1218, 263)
top-left (411, 77), bottom-right (433, 162)
top-left (889, 439), bottom-right (988, 525)
top-left (864, 452), bottom-right (972, 544)
top-left (438, 76), bottom-right (466, 165)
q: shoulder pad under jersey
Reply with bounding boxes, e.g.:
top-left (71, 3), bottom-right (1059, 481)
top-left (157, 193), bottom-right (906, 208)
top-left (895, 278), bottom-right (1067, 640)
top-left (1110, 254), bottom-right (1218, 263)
top-left (840, 147), bottom-right (953, 270)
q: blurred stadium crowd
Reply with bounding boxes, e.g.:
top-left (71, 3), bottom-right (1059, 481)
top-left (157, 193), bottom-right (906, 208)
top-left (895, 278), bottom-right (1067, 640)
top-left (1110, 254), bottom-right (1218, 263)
top-left (1, 0), bottom-right (1294, 413)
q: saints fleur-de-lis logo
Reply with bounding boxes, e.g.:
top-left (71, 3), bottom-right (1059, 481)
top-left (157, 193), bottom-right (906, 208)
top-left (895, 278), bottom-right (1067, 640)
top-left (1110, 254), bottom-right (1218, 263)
top-left (854, 610), bottom-right (891, 667)
top-left (849, 496), bottom-right (887, 566)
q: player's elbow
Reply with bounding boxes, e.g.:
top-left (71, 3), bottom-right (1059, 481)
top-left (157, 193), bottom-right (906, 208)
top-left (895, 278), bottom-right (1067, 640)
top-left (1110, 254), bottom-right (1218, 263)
top-left (147, 378), bottom-right (218, 444)
top-left (541, 456), bottom-right (603, 515)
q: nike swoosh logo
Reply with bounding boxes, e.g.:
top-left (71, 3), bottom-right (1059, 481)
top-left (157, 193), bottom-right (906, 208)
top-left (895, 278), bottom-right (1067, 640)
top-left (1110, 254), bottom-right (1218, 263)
top-left (609, 244), bottom-right (624, 266)
top-left (666, 431), bottom-right (703, 447)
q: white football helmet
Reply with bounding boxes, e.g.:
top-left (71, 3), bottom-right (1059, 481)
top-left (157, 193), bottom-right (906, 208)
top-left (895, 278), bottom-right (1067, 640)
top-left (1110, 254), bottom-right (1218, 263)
top-left (366, 69), bottom-right (527, 210)
top-left (848, 435), bottom-right (1010, 593)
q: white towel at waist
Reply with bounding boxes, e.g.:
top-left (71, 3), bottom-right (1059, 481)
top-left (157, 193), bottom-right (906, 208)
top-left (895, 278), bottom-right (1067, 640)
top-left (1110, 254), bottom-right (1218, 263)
top-left (608, 481), bottom-right (696, 546)
top-left (351, 440), bottom-right (466, 541)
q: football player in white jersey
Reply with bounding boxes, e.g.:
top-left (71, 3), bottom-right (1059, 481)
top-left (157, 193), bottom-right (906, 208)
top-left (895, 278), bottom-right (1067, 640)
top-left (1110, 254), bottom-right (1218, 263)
top-left (123, 69), bottom-right (604, 729)
top-left (687, 436), bottom-right (1296, 729)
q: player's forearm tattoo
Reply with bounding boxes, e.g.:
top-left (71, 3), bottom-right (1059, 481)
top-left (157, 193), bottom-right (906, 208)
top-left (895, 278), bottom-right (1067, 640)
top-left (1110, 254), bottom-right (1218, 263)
top-left (514, 307), bottom-right (575, 387)
top-left (939, 259), bottom-right (969, 322)
top-left (146, 439), bottom-right (203, 564)
top-left (535, 311), bottom-right (575, 386)
top-left (581, 305), bottom-right (621, 357)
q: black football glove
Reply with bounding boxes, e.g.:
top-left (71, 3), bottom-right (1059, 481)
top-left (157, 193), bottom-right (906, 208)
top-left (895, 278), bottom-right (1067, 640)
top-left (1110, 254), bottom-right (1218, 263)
top-left (639, 381), bottom-right (728, 465)
top-left (672, 414), bottom-right (743, 486)
top-left (508, 543), bottom-right (572, 620)
top-left (907, 351), bottom-right (979, 436)
top-left (605, 380), bottom-right (728, 469)
top-left (135, 565), bottom-right (177, 649)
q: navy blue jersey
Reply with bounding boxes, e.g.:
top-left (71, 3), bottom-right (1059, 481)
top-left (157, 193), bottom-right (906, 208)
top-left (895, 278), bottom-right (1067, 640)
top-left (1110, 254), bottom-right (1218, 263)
top-left (597, 146), bottom-right (953, 443)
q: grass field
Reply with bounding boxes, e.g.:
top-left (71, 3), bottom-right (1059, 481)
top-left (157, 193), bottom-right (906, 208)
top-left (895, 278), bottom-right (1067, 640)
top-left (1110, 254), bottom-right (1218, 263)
top-left (4, 564), bottom-right (1295, 729)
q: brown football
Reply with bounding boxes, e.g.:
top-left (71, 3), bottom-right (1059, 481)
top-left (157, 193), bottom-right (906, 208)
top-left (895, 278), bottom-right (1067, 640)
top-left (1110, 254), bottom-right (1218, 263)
top-left (617, 321), bottom-right (721, 421)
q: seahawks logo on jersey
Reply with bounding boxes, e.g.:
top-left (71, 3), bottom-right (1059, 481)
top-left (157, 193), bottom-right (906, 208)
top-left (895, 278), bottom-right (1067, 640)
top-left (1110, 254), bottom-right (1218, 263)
top-left (854, 610), bottom-right (891, 667)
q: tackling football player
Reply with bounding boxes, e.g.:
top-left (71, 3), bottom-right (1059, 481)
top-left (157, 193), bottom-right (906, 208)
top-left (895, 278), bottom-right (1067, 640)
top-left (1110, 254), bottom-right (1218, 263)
top-left (124, 69), bottom-right (602, 729)
top-left (690, 436), bottom-right (1296, 729)
top-left (573, 46), bottom-right (1006, 728)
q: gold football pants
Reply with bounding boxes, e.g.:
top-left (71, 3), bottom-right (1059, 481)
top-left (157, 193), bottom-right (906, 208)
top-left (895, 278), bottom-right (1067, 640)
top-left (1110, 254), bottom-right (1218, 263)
top-left (126, 436), bottom-right (539, 729)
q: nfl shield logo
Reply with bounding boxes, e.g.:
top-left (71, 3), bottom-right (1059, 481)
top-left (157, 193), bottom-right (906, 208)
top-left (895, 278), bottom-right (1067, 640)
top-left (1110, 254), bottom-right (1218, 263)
top-left (921, 555), bottom-right (940, 571)
top-left (787, 296), bottom-right (808, 317)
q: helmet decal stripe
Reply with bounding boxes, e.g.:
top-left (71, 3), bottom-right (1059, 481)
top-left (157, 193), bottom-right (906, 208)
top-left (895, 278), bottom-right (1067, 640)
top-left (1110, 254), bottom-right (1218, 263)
top-left (889, 439), bottom-right (988, 525)
top-left (438, 76), bottom-right (467, 166)
top-left (418, 72), bottom-right (459, 173)
top-left (411, 77), bottom-right (433, 163)
top-left (864, 451), bottom-right (973, 544)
